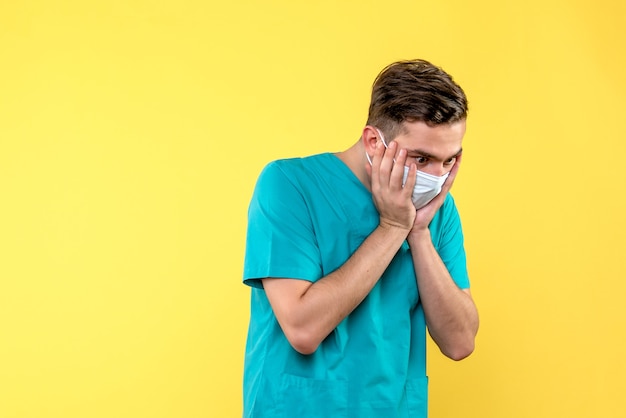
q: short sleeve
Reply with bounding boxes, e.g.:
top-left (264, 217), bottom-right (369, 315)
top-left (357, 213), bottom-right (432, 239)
top-left (243, 161), bottom-right (323, 289)
top-left (434, 194), bottom-right (470, 289)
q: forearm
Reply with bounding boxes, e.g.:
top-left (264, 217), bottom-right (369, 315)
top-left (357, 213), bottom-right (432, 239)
top-left (264, 223), bottom-right (409, 354)
top-left (408, 230), bottom-right (479, 360)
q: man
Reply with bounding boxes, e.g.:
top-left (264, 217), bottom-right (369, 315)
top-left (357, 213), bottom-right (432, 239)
top-left (242, 59), bottom-right (479, 417)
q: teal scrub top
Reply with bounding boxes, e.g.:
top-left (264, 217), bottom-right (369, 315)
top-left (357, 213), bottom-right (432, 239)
top-left (243, 153), bottom-right (469, 418)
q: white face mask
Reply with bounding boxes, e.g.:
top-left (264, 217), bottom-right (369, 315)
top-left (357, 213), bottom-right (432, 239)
top-left (366, 129), bottom-right (449, 210)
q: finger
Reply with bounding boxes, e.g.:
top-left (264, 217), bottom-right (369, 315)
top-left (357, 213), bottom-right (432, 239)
top-left (440, 154), bottom-right (462, 192)
top-left (372, 140), bottom-right (394, 190)
top-left (417, 157), bottom-right (462, 213)
top-left (449, 153), bottom-right (462, 178)
top-left (370, 141), bottom-right (384, 191)
top-left (403, 161), bottom-right (417, 193)
top-left (379, 140), bottom-right (396, 186)
top-left (391, 147), bottom-right (410, 194)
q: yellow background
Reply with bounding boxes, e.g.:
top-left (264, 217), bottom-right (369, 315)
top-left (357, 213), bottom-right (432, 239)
top-left (1, 0), bottom-right (625, 417)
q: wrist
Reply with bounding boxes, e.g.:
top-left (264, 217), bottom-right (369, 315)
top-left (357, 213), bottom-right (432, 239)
top-left (378, 218), bottom-right (412, 234)
top-left (376, 221), bottom-right (411, 244)
top-left (407, 228), bottom-right (431, 246)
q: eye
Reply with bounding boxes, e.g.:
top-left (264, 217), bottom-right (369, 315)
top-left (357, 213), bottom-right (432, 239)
top-left (415, 156), bottom-right (428, 164)
top-left (444, 157), bottom-right (457, 166)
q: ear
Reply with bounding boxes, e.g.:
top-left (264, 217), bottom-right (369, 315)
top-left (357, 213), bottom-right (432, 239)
top-left (361, 125), bottom-right (382, 155)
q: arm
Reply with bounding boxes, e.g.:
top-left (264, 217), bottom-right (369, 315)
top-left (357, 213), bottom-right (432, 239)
top-left (263, 141), bottom-right (417, 355)
top-left (408, 231), bottom-right (478, 360)
top-left (407, 156), bottom-right (479, 360)
top-left (263, 223), bottom-right (408, 355)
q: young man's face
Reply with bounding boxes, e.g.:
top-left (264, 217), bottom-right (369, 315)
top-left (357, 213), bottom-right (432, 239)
top-left (390, 120), bottom-right (466, 177)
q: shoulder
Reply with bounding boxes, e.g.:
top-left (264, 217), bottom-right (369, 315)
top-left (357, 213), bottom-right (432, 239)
top-left (256, 153), bottom-right (333, 188)
top-left (441, 193), bottom-right (460, 215)
top-left (434, 193), bottom-right (460, 219)
top-left (261, 153), bottom-right (331, 174)
top-left (430, 193), bottom-right (463, 235)
top-left (251, 153), bottom-right (332, 204)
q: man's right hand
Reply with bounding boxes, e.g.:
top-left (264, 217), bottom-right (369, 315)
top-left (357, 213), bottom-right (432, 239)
top-left (366, 140), bottom-right (417, 232)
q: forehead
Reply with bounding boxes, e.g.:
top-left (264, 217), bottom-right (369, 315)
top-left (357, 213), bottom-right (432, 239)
top-left (393, 120), bottom-right (465, 157)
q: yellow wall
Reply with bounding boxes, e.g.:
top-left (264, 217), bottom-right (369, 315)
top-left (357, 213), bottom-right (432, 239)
top-left (1, 1), bottom-right (625, 417)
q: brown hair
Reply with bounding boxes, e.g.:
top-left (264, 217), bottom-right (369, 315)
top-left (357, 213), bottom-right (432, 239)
top-left (366, 59), bottom-right (468, 140)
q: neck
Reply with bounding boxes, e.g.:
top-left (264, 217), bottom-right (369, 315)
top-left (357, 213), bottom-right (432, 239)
top-left (335, 140), bottom-right (371, 191)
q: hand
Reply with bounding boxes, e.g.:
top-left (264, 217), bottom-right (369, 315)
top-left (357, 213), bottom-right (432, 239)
top-left (366, 140), bottom-right (417, 231)
top-left (410, 154), bottom-right (462, 236)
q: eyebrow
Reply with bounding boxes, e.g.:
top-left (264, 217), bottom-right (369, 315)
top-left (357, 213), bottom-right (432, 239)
top-left (408, 147), bottom-right (463, 161)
